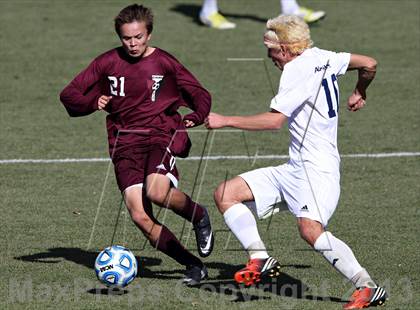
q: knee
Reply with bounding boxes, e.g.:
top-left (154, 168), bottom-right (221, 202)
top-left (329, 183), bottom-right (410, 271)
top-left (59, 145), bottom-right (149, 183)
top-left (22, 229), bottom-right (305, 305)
top-left (214, 178), bottom-right (251, 214)
top-left (213, 182), bottom-right (224, 206)
top-left (146, 186), bottom-right (168, 206)
top-left (298, 225), bottom-right (314, 245)
top-left (214, 182), bottom-right (230, 213)
top-left (130, 209), bottom-right (153, 231)
top-left (298, 220), bottom-right (324, 247)
top-left (145, 174), bottom-right (171, 206)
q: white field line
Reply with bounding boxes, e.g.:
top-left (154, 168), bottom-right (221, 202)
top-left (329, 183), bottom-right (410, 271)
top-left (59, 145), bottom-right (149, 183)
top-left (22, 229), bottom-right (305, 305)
top-left (226, 58), bottom-right (264, 61)
top-left (0, 152), bottom-right (420, 164)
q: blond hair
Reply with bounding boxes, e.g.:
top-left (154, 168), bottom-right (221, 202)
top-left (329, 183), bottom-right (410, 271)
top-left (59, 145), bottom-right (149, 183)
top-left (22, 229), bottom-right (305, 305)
top-left (264, 15), bottom-right (313, 55)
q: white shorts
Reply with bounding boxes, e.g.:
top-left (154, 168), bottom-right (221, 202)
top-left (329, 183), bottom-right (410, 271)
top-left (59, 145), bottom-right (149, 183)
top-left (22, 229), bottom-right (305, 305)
top-left (240, 163), bottom-right (340, 227)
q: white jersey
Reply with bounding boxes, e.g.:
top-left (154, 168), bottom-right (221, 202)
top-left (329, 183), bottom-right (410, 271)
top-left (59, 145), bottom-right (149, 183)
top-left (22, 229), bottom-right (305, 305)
top-left (270, 47), bottom-right (350, 173)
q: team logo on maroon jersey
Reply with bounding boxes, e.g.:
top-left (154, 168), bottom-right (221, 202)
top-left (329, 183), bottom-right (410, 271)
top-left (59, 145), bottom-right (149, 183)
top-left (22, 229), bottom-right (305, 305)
top-left (151, 75), bottom-right (164, 102)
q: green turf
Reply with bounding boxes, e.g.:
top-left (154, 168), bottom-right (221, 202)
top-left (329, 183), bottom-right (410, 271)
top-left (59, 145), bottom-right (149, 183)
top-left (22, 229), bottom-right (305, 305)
top-left (1, 0), bottom-right (419, 309)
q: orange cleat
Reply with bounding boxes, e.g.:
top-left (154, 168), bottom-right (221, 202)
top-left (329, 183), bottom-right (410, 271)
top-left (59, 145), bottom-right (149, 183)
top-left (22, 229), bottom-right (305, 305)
top-left (234, 257), bottom-right (281, 286)
top-left (343, 287), bottom-right (388, 309)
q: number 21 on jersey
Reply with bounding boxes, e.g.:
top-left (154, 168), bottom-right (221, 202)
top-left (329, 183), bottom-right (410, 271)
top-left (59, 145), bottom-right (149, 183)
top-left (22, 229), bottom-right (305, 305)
top-left (321, 74), bottom-right (339, 118)
top-left (108, 76), bottom-right (125, 96)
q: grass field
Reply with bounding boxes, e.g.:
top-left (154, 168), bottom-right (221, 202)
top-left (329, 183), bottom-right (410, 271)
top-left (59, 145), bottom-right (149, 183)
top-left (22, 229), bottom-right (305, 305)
top-left (1, 0), bottom-right (419, 309)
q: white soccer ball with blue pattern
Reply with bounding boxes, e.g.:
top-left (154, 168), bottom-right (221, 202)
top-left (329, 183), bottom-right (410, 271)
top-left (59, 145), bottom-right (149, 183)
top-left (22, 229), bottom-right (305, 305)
top-left (94, 245), bottom-right (138, 288)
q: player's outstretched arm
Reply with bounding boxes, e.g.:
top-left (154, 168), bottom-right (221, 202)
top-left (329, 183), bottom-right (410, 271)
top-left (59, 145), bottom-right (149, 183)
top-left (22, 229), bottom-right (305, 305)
top-left (346, 54), bottom-right (377, 112)
top-left (205, 110), bottom-right (287, 130)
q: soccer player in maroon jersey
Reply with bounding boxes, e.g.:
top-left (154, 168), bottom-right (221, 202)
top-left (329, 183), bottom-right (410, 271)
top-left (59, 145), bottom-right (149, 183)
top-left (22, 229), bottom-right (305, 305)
top-left (60, 4), bottom-right (213, 286)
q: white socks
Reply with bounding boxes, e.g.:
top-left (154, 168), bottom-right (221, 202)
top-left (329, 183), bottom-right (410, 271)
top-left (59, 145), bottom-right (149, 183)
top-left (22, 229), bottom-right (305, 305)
top-left (202, 0), bottom-right (300, 17)
top-left (280, 0), bottom-right (300, 15)
top-left (314, 231), bottom-right (376, 288)
top-left (351, 269), bottom-right (377, 289)
top-left (223, 203), bottom-right (269, 259)
top-left (200, 0), bottom-right (218, 18)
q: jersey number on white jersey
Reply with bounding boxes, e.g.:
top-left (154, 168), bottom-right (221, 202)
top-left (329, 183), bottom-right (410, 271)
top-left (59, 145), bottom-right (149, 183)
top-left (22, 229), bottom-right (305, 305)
top-left (321, 73), bottom-right (339, 118)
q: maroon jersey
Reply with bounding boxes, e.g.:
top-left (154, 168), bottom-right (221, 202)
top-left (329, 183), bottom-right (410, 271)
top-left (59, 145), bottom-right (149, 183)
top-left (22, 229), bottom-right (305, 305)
top-left (60, 47), bottom-right (211, 157)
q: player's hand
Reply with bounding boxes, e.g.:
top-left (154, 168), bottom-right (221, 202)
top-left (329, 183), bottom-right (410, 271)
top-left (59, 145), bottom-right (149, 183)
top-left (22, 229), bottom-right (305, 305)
top-left (98, 95), bottom-right (112, 110)
top-left (184, 119), bottom-right (195, 128)
top-left (347, 90), bottom-right (366, 112)
top-left (205, 112), bottom-right (227, 129)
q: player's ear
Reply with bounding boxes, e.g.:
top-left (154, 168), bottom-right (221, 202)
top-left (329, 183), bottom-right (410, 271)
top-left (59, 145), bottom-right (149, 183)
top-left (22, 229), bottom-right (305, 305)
top-left (146, 33), bottom-right (152, 42)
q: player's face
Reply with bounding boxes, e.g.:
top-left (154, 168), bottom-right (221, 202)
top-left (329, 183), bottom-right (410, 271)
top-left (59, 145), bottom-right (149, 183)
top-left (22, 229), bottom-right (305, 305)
top-left (119, 21), bottom-right (151, 58)
top-left (267, 47), bottom-right (289, 70)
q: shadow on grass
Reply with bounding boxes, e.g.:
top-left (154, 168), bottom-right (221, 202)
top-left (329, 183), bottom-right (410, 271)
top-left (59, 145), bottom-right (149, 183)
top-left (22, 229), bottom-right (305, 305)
top-left (206, 261), bottom-right (311, 281)
top-left (15, 248), bottom-right (344, 304)
top-left (14, 247), bottom-right (179, 279)
top-left (86, 288), bottom-right (130, 295)
top-left (195, 261), bottom-right (344, 304)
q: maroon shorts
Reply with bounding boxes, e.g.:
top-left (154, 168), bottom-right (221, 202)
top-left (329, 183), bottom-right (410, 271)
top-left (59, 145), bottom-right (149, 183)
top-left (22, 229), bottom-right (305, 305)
top-left (112, 146), bottom-right (179, 192)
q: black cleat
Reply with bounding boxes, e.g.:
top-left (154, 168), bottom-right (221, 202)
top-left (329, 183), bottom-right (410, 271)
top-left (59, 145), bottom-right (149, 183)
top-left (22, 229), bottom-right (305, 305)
top-left (182, 264), bottom-right (208, 287)
top-left (193, 207), bottom-right (214, 257)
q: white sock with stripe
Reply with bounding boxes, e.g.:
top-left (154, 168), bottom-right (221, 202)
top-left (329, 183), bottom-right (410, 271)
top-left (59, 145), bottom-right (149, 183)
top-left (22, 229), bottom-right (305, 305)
top-left (223, 203), bottom-right (269, 259)
top-left (314, 231), bottom-right (375, 285)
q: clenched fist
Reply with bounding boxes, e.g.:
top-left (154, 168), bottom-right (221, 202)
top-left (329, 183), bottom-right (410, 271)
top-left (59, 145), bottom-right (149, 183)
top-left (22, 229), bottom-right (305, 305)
top-left (205, 112), bottom-right (227, 129)
top-left (98, 95), bottom-right (112, 110)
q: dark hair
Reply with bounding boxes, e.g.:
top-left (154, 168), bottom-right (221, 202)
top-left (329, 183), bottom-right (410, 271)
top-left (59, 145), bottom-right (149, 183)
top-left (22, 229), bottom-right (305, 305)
top-left (114, 4), bottom-right (153, 37)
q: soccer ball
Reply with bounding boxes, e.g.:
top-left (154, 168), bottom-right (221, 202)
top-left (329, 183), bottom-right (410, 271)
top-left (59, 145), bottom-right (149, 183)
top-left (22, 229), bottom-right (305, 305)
top-left (94, 245), bottom-right (138, 288)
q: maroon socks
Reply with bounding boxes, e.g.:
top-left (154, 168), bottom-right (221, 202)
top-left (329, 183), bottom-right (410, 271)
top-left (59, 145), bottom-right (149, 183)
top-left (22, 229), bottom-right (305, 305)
top-left (172, 195), bottom-right (204, 225)
top-left (154, 225), bottom-right (202, 267)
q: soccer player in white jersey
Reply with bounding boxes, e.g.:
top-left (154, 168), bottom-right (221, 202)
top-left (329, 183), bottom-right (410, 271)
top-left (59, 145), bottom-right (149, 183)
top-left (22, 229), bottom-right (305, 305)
top-left (206, 15), bottom-right (387, 309)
